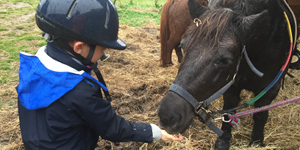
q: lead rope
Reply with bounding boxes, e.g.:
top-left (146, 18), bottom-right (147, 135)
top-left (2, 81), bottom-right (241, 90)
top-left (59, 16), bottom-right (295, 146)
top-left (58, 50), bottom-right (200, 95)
top-left (229, 96), bottom-right (300, 121)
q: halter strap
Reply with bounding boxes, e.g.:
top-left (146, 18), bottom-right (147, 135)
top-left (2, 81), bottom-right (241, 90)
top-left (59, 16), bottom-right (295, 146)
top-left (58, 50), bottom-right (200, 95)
top-left (243, 47), bottom-right (264, 77)
top-left (169, 84), bottom-right (224, 136)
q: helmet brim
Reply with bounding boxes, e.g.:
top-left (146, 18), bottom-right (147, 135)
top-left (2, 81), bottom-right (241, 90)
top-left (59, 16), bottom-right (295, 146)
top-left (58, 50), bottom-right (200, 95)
top-left (101, 37), bottom-right (127, 50)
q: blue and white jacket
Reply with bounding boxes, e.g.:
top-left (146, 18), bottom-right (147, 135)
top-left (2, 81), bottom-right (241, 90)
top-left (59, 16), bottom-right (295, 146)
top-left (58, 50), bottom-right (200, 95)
top-left (17, 43), bottom-right (161, 150)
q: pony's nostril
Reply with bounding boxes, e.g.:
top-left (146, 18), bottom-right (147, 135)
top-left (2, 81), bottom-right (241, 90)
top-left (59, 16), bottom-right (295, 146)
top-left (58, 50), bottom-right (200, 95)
top-left (177, 114), bottom-right (182, 122)
top-left (160, 115), bottom-right (179, 127)
top-left (160, 118), bottom-right (169, 126)
top-left (172, 114), bottom-right (181, 123)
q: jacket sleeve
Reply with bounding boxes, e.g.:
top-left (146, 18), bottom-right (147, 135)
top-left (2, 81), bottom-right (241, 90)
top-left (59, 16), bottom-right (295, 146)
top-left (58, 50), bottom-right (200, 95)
top-left (67, 79), bottom-right (153, 143)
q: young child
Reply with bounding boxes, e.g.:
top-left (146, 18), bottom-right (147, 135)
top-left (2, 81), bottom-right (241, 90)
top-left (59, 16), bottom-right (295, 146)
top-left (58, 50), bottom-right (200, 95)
top-left (17, 0), bottom-right (182, 149)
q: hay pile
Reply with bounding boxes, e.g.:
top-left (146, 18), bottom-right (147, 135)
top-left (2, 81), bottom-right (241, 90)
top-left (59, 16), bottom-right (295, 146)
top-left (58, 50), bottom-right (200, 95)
top-left (0, 22), bottom-right (300, 150)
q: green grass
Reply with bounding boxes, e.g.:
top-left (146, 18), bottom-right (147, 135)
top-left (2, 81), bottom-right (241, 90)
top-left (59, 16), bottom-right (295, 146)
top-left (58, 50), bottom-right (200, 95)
top-left (116, 0), bottom-right (166, 26)
top-left (7, 0), bottom-right (37, 5)
top-left (16, 26), bottom-right (24, 30)
top-left (0, 75), bottom-right (8, 84)
top-left (8, 101), bottom-right (14, 106)
top-left (116, 0), bottom-right (166, 7)
top-left (118, 9), bottom-right (161, 26)
top-left (0, 26), bottom-right (8, 31)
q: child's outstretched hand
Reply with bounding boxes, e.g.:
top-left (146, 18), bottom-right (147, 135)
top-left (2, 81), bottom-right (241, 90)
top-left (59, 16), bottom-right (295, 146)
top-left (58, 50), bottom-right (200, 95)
top-left (160, 130), bottom-right (183, 141)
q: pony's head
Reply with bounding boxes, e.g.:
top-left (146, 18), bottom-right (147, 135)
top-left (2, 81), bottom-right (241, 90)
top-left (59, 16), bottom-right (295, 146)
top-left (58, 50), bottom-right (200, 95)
top-left (158, 0), bottom-right (268, 134)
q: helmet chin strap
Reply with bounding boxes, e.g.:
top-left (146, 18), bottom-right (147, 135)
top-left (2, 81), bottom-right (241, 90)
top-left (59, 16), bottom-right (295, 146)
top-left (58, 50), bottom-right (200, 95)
top-left (93, 66), bottom-right (112, 102)
top-left (83, 45), bottom-right (95, 65)
top-left (45, 32), bottom-right (112, 102)
top-left (85, 45), bottom-right (112, 102)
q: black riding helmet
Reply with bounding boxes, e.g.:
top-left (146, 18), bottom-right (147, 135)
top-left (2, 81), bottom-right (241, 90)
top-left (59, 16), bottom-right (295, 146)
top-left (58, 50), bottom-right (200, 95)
top-left (35, 0), bottom-right (126, 64)
top-left (36, 0), bottom-right (126, 50)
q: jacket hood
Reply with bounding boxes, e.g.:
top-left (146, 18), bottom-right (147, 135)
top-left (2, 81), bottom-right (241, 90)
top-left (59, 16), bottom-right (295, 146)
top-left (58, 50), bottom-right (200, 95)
top-left (18, 46), bottom-right (108, 110)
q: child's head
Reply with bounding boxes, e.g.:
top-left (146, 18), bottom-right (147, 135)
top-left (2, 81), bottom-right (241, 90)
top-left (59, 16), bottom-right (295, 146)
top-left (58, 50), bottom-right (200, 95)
top-left (35, 0), bottom-right (126, 64)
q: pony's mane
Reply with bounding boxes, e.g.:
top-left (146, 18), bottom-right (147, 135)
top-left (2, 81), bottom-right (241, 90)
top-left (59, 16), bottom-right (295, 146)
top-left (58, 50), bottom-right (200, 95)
top-left (184, 0), bottom-right (270, 61)
top-left (210, 0), bottom-right (269, 15)
top-left (185, 9), bottom-right (234, 55)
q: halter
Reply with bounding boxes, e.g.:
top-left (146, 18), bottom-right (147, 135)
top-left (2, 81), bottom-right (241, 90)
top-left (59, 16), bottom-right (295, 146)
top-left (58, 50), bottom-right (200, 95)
top-left (168, 0), bottom-right (296, 136)
top-left (169, 46), bottom-right (257, 136)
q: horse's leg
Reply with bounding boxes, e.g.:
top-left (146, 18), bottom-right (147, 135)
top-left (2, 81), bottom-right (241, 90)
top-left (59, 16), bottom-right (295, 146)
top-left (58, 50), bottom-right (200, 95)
top-left (163, 42), bottom-right (173, 66)
top-left (161, 30), bottom-right (174, 66)
top-left (175, 45), bottom-right (183, 63)
top-left (165, 31), bottom-right (184, 66)
top-left (215, 86), bottom-right (242, 150)
top-left (163, 37), bottom-right (181, 66)
top-left (249, 83), bottom-right (281, 147)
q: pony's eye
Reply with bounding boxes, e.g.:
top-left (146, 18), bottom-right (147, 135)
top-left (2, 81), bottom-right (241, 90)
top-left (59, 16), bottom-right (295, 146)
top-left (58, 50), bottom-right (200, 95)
top-left (215, 58), bottom-right (231, 66)
top-left (180, 39), bottom-right (187, 52)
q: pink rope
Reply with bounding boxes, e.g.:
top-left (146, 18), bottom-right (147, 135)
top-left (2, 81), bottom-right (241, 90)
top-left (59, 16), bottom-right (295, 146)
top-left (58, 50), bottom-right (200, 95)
top-left (230, 95), bottom-right (300, 120)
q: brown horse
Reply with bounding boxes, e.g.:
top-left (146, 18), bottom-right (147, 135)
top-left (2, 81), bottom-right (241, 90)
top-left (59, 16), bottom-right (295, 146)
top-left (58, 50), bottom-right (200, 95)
top-left (160, 0), bottom-right (208, 67)
top-left (288, 0), bottom-right (299, 38)
top-left (287, 0), bottom-right (300, 69)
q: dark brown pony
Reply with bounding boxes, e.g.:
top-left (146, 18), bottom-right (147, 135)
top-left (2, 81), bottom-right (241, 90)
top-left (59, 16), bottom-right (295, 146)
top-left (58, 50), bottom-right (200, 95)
top-left (160, 0), bottom-right (208, 66)
top-left (158, 0), bottom-right (296, 149)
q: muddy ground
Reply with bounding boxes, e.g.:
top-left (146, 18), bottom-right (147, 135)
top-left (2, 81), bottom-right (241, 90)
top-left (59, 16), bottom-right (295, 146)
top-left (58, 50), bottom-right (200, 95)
top-left (1, 22), bottom-right (300, 150)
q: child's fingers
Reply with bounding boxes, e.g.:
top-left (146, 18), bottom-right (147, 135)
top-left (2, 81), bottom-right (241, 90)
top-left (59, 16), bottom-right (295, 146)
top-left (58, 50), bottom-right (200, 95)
top-left (161, 130), bottom-right (183, 141)
top-left (172, 135), bottom-right (183, 141)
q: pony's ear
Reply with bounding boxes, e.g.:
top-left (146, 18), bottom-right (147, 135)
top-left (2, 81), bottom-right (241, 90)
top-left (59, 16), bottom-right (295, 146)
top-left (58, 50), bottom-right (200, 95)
top-left (188, 0), bottom-right (208, 19)
top-left (234, 10), bottom-right (269, 42)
